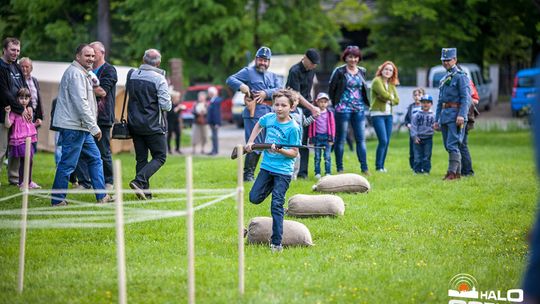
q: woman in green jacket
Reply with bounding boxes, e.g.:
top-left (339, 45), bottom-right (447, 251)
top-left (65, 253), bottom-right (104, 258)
top-left (370, 61), bottom-right (400, 172)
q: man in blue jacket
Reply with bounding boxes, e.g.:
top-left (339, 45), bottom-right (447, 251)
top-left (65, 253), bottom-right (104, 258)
top-left (128, 49), bottom-right (172, 200)
top-left (226, 46), bottom-right (282, 181)
top-left (434, 48), bottom-right (470, 181)
top-left (206, 86), bottom-right (222, 156)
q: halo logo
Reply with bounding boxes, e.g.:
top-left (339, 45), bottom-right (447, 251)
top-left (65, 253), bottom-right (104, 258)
top-left (448, 273), bottom-right (479, 299)
top-left (447, 273), bottom-right (523, 304)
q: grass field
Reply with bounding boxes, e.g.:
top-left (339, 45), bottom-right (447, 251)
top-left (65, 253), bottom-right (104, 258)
top-left (0, 129), bottom-right (537, 303)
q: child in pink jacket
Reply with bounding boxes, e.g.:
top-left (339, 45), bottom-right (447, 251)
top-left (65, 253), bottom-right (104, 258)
top-left (308, 93), bottom-right (336, 179)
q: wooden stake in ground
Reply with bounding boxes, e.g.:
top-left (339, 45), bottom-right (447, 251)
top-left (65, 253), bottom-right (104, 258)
top-left (186, 156), bottom-right (195, 304)
top-left (236, 145), bottom-right (245, 295)
top-left (114, 160), bottom-right (127, 304)
top-left (17, 136), bottom-right (31, 293)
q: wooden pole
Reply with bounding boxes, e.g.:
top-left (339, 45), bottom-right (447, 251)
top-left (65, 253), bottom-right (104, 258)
top-left (236, 145), bottom-right (245, 295)
top-left (186, 156), bottom-right (195, 304)
top-left (113, 160), bottom-right (127, 304)
top-left (17, 137), bottom-right (32, 293)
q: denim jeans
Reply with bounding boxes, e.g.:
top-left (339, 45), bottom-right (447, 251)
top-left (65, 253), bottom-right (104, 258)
top-left (209, 124), bottom-right (219, 154)
top-left (334, 111), bottom-right (368, 172)
top-left (460, 130), bottom-right (474, 175)
top-left (249, 168), bottom-right (292, 246)
top-left (313, 134), bottom-right (331, 175)
top-left (52, 129), bottom-right (105, 205)
top-left (76, 125), bottom-right (113, 187)
top-left (132, 133), bottom-right (167, 190)
top-left (371, 115), bottom-right (393, 170)
top-left (413, 137), bottom-right (433, 173)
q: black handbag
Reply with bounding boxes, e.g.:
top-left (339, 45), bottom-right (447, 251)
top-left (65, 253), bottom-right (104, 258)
top-left (112, 69), bottom-right (134, 140)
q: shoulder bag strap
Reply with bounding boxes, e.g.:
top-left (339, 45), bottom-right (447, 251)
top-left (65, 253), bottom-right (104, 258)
top-left (120, 68), bottom-right (134, 122)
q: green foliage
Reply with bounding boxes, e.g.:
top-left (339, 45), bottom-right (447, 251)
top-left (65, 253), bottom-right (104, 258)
top-left (0, 130), bottom-right (536, 303)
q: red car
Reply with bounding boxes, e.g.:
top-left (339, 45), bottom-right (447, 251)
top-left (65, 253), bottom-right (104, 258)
top-left (181, 84), bottom-right (233, 126)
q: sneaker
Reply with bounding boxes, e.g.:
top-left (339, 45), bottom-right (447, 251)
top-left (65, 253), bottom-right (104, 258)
top-left (52, 201), bottom-right (68, 207)
top-left (270, 244), bottom-right (283, 253)
top-left (105, 183), bottom-right (114, 191)
top-left (376, 168), bottom-right (387, 173)
top-left (129, 180), bottom-right (147, 200)
top-left (361, 170), bottom-right (371, 177)
top-left (97, 194), bottom-right (114, 204)
top-left (26, 181), bottom-right (41, 189)
top-left (314, 174), bottom-right (321, 180)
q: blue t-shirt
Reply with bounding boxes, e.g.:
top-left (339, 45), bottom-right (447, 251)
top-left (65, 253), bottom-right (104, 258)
top-left (258, 113), bottom-right (301, 176)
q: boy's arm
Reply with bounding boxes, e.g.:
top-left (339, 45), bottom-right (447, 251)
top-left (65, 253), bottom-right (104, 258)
top-left (245, 122), bottom-right (263, 151)
top-left (273, 146), bottom-right (298, 158)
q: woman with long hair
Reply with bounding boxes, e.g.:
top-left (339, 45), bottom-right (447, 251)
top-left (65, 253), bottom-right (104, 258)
top-left (370, 61), bottom-right (400, 172)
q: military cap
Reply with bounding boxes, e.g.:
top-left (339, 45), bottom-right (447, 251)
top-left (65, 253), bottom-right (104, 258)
top-left (440, 48), bottom-right (457, 60)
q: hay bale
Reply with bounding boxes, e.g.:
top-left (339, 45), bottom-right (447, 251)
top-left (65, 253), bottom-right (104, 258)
top-left (287, 194), bottom-right (345, 217)
top-left (312, 173), bottom-right (370, 193)
top-left (246, 217), bottom-right (313, 246)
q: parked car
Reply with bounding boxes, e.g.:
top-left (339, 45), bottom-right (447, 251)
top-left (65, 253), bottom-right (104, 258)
top-left (181, 84), bottom-right (233, 127)
top-left (428, 63), bottom-right (493, 110)
top-left (511, 67), bottom-right (540, 117)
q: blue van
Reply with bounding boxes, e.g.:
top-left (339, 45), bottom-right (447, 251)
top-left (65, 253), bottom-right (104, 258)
top-left (511, 68), bottom-right (540, 116)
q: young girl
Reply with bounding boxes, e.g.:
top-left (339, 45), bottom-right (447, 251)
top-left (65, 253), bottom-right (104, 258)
top-left (191, 91), bottom-right (208, 154)
top-left (245, 88), bottom-right (301, 252)
top-left (308, 92), bottom-right (336, 179)
top-left (4, 88), bottom-right (40, 189)
top-left (404, 88), bottom-right (425, 170)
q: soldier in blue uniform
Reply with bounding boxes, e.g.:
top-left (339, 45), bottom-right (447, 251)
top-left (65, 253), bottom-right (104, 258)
top-left (226, 46), bottom-right (282, 181)
top-left (434, 48), bottom-right (471, 180)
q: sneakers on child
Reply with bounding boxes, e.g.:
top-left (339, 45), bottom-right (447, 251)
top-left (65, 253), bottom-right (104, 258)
top-left (314, 174), bottom-right (321, 180)
top-left (96, 194), bottom-right (114, 204)
top-left (270, 244), bottom-right (283, 253)
top-left (29, 181), bottom-right (41, 189)
top-left (52, 201), bottom-right (68, 207)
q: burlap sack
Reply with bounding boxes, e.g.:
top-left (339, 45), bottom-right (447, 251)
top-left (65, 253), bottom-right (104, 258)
top-left (287, 194), bottom-right (345, 217)
top-left (246, 217), bottom-right (313, 246)
top-left (312, 173), bottom-right (370, 193)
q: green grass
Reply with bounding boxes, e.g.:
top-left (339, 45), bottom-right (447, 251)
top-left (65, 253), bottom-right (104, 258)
top-left (0, 129), bottom-right (537, 303)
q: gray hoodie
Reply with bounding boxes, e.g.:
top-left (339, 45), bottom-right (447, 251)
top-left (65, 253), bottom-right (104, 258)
top-left (52, 60), bottom-right (99, 135)
top-left (410, 110), bottom-right (435, 139)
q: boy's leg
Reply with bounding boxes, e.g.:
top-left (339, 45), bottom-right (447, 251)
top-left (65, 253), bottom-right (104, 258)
top-left (270, 172), bottom-right (291, 246)
top-left (424, 138), bottom-right (433, 173)
top-left (412, 142), bottom-right (422, 173)
top-left (249, 169), bottom-right (273, 204)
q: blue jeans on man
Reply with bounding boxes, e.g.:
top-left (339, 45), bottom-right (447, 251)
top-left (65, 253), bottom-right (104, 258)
top-left (334, 111), bottom-right (368, 172)
top-left (76, 125), bottom-right (113, 187)
top-left (371, 115), bottom-right (393, 170)
top-left (460, 130), bottom-right (474, 176)
top-left (313, 134), bottom-right (331, 175)
top-left (249, 168), bottom-right (292, 246)
top-left (52, 129), bottom-right (105, 205)
top-left (413, 137), bottom-right (433, 173)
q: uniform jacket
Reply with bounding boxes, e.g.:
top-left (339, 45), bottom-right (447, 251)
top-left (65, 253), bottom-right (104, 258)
top-left (435, 65), bottom-right (471, 124)
top-left (328, 64), bottom-right (369, 109)
top-left (52, 60), bottom-right (100, 135)
top-left (226, 65), bottom-right (282, 119)
top-left (0, 59), bottom-right (26, 123)
top-left (95, 62), bottom-right (118, 127)
top-left (127, 64), bottom-right (172, 135)
top-left (369, 76), bottom-right (400, 113)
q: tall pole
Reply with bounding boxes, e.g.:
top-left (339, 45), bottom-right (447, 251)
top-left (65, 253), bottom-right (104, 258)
top-left (186, 156), bottom-right (195, 304)
top-left (114, 160), bottom-right (127, 304)
top-left (236, 145), bottom-right (245, 295)
top-left (17, 137), bottom-right (32, 293)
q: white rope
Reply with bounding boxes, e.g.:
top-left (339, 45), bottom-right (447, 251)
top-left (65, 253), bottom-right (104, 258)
top-left (0, 190), bottom-right (236, 230)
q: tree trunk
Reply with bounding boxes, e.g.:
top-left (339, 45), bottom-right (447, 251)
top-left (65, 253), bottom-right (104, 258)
top-left (97, 0), bottom-right (111, 58)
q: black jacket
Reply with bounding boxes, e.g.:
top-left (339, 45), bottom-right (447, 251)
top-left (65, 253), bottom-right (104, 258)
top-left (0, 60), bottom-right (26, 123)
top-left (328, 64), bottom-right (369, 108)
top-left (95, 62), bottom-right (118, 127)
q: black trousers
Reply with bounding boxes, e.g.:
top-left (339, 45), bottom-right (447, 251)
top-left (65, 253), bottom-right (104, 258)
top-left (132, 133), bottom-right (167, 189)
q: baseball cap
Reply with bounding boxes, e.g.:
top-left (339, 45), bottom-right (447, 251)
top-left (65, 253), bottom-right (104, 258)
top-left (316, 92), bottom-right (330, 101)
top-left (305, 48), bottom-right (320, 64)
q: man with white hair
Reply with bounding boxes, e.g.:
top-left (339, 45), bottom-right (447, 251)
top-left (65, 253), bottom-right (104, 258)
top-left (206, 86), bottom-right (222, 155)
top-left (127, 49), bottom-right (172, 200)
